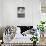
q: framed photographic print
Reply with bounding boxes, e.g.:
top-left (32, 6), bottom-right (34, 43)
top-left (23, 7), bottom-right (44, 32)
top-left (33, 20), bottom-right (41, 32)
top-left (17, 7), bottom-right (25, 18)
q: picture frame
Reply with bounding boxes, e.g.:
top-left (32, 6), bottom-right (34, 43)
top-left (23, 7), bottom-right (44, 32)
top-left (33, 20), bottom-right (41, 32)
top-left (17, 7), bottom-right (25, 18)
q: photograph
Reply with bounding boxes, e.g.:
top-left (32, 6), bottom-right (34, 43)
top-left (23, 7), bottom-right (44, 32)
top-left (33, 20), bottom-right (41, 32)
top-left (17, 7), bottom-right (25, 18)
top-left (0, 0), bottom-right (46, 46)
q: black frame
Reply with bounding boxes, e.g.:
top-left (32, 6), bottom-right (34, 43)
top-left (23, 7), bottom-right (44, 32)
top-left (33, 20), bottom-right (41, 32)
top-left (17, 7), bottom-right (25, 18)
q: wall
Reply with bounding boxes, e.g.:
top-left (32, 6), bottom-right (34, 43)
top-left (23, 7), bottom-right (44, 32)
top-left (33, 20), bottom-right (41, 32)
top-left (41, 0), bottom-right (46, 22)
top-left (0, 0), bottom-right (41, 27)
top-left (0, 0), bottom-right (3, 26)
top-left (32, 0), bottom-right (41, 27)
